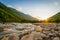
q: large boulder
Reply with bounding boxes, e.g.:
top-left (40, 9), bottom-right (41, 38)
top-left (34, 26), bottom-right (43, 32)
top-left (53, 37), bottom-right (60, 40)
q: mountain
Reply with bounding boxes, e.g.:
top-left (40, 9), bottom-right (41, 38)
top-left (0, 2), bottom-right (38, 23)
top-left (47, 12), bottom-right (60, 23)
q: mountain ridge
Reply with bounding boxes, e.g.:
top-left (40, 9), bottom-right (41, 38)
top-left (0, 2), bottom-right (39, 23)
top-left (47, 12), bottom-right (60, 23)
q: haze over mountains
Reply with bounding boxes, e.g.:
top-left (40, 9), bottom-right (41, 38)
top-left (47, 12), bottom-right (60, 23)
top-left (0, 2), bottom-right (38, 23)
top-left (0, 2), bottom-right (60, 23)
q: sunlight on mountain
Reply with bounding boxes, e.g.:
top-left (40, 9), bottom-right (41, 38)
top-left (35, 16), bottom-right (48, 20)
top-left (44, 18), bottom-right (48, 22)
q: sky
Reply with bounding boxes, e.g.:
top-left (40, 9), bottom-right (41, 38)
top-left (0, 0), bottom-right (60, 20)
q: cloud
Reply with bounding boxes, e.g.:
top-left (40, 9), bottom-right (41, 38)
top-left (53, 2), bottom-right (59, 6)
top-left (16, 7), bottom-right (23, 11)
top-left (7, 5), bottom-right (13, 7)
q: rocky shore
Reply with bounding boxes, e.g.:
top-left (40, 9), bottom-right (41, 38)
top-left (0, 23), bottom-right (60, 40)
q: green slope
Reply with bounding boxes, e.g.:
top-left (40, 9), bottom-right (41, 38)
top-left (48, 12), bottom-right (60, 23)
top-left (0, 2), bottom-right (38, 23)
